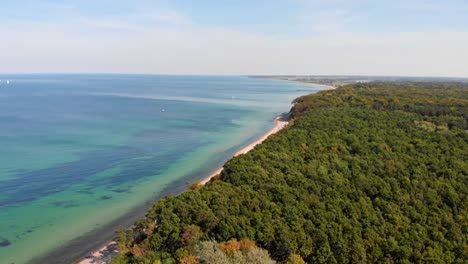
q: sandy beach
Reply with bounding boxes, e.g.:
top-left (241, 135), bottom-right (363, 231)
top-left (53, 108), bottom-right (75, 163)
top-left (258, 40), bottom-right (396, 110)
top-left (200, 116), bottom-right (288, 185)
top-left (75, 116), bottom-right (288, 264)
top-left (75, 242), bottom-right (118, 264)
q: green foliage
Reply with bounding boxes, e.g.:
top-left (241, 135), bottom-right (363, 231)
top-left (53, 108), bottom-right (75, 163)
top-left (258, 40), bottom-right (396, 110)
top-left (113, 82), bottom-right (468, 263)
top-left (286, 254), bottom-right (306, 264)
top-left (116, 228), bottom-right (134, 251)
top-left (292, 82), bottom-right (468, 129)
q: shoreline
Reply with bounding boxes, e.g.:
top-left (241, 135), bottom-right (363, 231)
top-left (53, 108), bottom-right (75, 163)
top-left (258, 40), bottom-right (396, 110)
top-left (199, 116), bottom-right (288, 185)
top-left (75, 115), bottom-right (289, 264)
top-left (247, 76), bottom-right (338, 89)
top-left (75, 242), bottom-right (118, 264)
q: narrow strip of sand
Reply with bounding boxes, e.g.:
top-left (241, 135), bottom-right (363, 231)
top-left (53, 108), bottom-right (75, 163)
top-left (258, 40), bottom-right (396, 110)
top-left (75, 242), bottom-right (118, 264)
top-left (199, 116), bottom-right (288, 185)
top-left (75, 116), bottom-right (288, 264)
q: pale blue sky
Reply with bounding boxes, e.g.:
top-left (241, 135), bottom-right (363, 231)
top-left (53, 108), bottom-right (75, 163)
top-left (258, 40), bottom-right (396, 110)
top-left (1, 0), bottom-right (468, 76)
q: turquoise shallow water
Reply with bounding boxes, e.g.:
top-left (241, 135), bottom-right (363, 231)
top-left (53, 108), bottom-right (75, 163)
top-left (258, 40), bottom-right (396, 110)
top-left (0, 75), bottom-right (324, 263)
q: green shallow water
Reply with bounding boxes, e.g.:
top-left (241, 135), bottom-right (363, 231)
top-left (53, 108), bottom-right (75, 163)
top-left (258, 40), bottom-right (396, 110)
top-left (0, 75), bottom-right (325, 263)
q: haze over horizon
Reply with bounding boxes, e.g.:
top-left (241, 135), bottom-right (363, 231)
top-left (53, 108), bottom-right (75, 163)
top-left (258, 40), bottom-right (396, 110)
top-left (1, 0), bottom-right (468, 77)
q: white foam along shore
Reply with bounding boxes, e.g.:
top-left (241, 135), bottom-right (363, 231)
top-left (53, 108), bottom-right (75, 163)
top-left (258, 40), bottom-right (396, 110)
top-left (75, 241), bottom-right (118, 264)
top-left (75, 116), bottom-right (288, 264)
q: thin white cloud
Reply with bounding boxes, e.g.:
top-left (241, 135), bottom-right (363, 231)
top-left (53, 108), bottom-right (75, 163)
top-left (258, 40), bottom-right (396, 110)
top-left (296, 9), bottom-right (362, 34)
top-left (77, 17), bottom-right (134, 31)
top-left (1, 20), bottom-right (467, 77)
top-left (42, 2), bottom-right (77, 11)
top-left (390, 0), bottom-right (468, 12)
top-left (290, 0), bottom-right (365, 34)
top-left (73, 8), bottom-right (189, 33)
top-left (138, 10), bottom-right (188, 24)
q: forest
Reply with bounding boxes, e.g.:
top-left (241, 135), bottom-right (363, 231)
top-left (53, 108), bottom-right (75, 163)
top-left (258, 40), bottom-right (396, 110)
top-left (112, 82), bottom-right (467, 264)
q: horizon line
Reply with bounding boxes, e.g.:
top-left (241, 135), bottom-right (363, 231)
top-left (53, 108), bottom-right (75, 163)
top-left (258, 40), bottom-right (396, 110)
top-left (0, 73), bottom-right (468, 79)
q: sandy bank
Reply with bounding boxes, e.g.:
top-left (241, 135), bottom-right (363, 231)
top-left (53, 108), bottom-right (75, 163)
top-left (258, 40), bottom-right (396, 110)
top-left (199, 116), bottom-right (288, 185)
top-left (75, 242), bottom-right (118, 264)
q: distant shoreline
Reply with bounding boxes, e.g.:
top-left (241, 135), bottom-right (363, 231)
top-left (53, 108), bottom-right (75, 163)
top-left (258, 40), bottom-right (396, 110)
top-left (248, 75), bottom-right (339, 89)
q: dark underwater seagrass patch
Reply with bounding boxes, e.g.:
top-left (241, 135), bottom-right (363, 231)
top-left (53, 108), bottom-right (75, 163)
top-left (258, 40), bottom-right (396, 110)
top-left (0, 238), bottom-right (11, 247)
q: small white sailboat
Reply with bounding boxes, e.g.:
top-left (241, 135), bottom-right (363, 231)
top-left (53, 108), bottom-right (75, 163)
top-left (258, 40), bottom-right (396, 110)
top-left (6, 80), bottom-right (10, 85)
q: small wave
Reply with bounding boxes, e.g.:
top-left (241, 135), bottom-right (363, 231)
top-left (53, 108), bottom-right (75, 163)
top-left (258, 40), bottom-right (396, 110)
top-left (88, 92), bottom-right (263, 108)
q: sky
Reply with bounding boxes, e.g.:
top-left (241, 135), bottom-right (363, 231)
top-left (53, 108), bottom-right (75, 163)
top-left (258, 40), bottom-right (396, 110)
top-left (1, 0), bottom-right (468, 77)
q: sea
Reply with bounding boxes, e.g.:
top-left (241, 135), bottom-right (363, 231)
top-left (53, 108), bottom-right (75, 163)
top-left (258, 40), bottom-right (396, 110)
top-left (0, 75), bottom-right (324, 263)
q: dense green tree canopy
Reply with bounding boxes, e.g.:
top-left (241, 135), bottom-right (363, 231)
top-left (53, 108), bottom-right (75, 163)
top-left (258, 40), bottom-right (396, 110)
top-left (112, 82), bottom-right (467, 264)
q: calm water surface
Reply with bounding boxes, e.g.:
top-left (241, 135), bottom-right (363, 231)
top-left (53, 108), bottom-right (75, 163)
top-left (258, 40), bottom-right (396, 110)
top-left (0, 75), bottom-right (324, 263)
